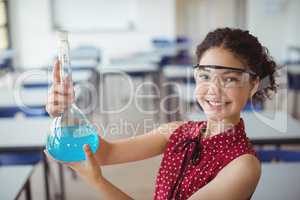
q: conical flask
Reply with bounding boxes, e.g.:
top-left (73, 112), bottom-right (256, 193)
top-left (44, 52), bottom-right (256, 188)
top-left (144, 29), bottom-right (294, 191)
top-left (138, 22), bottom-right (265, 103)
top-left (46, 31), bottom-right (99, 162)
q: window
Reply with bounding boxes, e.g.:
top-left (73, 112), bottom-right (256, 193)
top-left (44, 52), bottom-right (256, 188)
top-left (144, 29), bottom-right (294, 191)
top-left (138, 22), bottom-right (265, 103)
top-left (0, 0), bottom-right (9, 50)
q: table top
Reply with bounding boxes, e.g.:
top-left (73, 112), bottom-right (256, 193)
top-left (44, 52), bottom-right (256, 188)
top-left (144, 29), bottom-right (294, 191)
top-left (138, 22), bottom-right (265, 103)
top-left (252, 163), bottom-right (300, 200)
top-left (20, 69), bottom-right (94, 84)
top-left (287, 64), bottom-right (300, 74)
top-left (186, 111), bottom-right (300, 141)
top-left (0, 165), bottom-right (34, 200)
top-left (0, 117), bottom-right (51, 150)
top-left (163, 64), bottom-right (194, 79)
top-left (0, 87), bottom-right (48, 107)
top-left (0, 69), bottom-right (95, 107)
top-left (176, 83), bottom-right (195, 103)
top-left (71, 59), bottom-right (98, 68)
top-left (111, 52), bottom-right (162, 64)
top-left (1, 111), bottom-right (298, 150)
top-left (98, 63), bottom-right (159, 73)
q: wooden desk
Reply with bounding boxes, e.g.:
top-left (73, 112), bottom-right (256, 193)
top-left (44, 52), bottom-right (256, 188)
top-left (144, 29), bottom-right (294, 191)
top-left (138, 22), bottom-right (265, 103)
top-left (252, 163), bottom-right (300, 200)
top-left (0, 117), bottom-right (65, 200)
top-left (0, 165), bottom-right (34, 200)
top-left (186, 111), bottom-right (300, 145)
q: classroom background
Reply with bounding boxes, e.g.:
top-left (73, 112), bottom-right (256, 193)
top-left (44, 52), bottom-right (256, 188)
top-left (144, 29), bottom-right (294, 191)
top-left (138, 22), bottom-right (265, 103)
top-left (1, 0), bottom-right (300, 200)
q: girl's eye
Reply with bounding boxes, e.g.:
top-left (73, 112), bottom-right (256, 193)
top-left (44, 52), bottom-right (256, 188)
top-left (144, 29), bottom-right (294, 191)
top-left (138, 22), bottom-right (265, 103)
top-left (224, 77), bottom-right (239, 83)
top-left (197, 74), bottom-right (210, 81)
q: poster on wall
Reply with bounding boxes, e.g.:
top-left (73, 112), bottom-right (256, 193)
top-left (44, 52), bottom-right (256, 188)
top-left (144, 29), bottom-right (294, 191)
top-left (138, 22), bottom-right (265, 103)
top-left (51, 0), bottom-right (138, 32)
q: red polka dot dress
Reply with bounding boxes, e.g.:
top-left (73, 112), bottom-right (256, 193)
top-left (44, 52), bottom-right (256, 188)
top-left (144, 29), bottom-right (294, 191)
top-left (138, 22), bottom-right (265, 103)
top-left (153, 119), bottom-right (256, 200)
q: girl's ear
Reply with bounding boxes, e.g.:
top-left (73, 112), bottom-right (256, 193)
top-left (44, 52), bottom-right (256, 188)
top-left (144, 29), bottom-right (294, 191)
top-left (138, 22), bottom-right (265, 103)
top-left (250, 77), bottom-right (260, 98)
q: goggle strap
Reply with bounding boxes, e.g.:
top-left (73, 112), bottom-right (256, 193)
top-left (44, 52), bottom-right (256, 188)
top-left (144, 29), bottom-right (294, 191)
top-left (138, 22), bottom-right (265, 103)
top-left (194, 64), bottom-right (257, 76)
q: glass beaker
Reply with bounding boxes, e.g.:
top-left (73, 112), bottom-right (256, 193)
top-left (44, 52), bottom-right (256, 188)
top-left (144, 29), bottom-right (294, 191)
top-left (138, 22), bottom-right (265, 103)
top-left (46, 31), bottom-right (99, 162)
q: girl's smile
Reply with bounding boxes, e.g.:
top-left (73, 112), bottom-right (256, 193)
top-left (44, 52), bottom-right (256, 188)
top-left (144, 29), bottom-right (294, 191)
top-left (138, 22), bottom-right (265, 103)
top-left (204, 97), bottom-right (232, 111)
top-left (194, 47), bottom-right (259, 124)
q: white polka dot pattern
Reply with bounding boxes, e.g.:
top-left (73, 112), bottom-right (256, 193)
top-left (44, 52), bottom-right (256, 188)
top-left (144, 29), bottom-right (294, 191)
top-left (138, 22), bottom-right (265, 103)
top-left (153, 119), bottom-right (256, 200)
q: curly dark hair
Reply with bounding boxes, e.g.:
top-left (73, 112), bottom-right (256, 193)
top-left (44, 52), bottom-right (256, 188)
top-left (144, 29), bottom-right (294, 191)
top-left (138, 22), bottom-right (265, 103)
top-left (196, 27), bottom-right (278, 105)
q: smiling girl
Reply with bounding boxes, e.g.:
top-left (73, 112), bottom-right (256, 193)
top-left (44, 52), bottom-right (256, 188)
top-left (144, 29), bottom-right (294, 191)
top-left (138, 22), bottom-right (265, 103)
top-left (46, 27), bottom-right (278, 200)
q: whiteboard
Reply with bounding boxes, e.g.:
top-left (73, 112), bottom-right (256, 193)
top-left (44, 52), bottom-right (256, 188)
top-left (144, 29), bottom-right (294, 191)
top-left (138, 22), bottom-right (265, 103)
top-left (51, 0), bottom-right (137, 32)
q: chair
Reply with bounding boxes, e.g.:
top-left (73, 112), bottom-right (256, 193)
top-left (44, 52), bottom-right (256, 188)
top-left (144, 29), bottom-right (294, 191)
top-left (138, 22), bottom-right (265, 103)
top-left (0, 152), bottom-right (43, 166)
top-left (0, 106), bottom-right (48, 118)
top-left (0, 49), bottom-right (14, 71)
top-left (256, 149), bottom-right (300, 162)
top-left (0, 105), bottom-right (48, 166)
top-left (70, 45), bottom-right (101, 65)
top-left (243, 101), bottom-right (263, 112)
top-left (69, 45), bottom-right (101, 76)
top-left (287, 64), bottom-right (300, 118)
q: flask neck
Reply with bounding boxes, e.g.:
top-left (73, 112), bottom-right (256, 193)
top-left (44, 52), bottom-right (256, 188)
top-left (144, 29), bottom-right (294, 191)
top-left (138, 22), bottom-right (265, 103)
top-left (58, 39), bottom-right (72, 81)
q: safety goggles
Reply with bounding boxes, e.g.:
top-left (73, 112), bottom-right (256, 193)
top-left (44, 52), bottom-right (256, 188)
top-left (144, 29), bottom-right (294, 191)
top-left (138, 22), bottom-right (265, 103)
top-left (193, 64), bottom-right (257, 88)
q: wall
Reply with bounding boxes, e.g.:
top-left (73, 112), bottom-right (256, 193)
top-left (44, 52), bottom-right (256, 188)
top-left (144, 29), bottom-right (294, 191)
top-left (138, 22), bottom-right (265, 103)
top-left (176, 0), bottom-right (300, 63)
top-left (247, 0), bottom-right (300, 62)
top-left (176, 0), bottom-right (238, 53)
top-left (9, 0), bottom-right (176, 68)
top-left (9, 0), bottom-right (300, 67)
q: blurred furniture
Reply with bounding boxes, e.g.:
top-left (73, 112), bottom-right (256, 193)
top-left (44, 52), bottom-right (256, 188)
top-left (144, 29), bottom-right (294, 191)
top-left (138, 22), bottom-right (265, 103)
top-left (256, 149), bottom-right (300, 162)
top-left (152, 36), bottom-right (191, 60)
top-left (0, 117), bottom-right (65, 200)
top-left (287, 63), bottom-right (300, 119)
top-left (186, 111), bottom-right (300, 145)
top-left (155, 37), bottom-right (193, 122)
top-left (162, 64), bottom-right (194, 82)
top-left (167, 80), bottom-right (195, 121)
top-left (21, 68), bottom-right (97, 88)
top-left (14, 67), bottom-right (99, 116)
top-left (0, 84), bottom-right (65, 200)
top-left (0, 87), bottom-right (48, 117)
top-left (70, 45), bottom-right (101, 69)
top-left (98, 62), bottom-right (162, 124)
top-left (0, 49), bottom-right (14, 72)
top-left (161, 64), bottom-right (194, 122)
top-left (0, 165), bottom-right (34, 200)
top-left (285, 46), bottom-right (300, 118)
top-left (252, 163), bottom-right (300, 200)
top-left (187, 111), bottom-right (300, 163)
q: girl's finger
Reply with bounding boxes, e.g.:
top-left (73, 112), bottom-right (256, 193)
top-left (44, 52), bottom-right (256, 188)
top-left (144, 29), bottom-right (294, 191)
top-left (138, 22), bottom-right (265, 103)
top-left (61, 76), bottom-right (74, 97)
top-left (63, 75), bottom-right (73, 86)
top-left (66, 162), bottom-right (82, 172)
top-left (83, 144), bottom-right (98, 167)
top-left (92, 123), bottom-right (105, 138)
top-left (46, 104), bottom-right (64, 116)
top-left (48, 93), bottom-right (74, 106)
top-left (53, 60), bottom-right (61, 84)
top-left (50, 84), bottom-right (74, 96)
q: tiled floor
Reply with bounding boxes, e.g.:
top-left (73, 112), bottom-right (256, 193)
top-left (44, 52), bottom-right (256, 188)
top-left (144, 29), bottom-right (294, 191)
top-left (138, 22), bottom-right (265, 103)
top-left (27, 155), bottom-right (162, 200)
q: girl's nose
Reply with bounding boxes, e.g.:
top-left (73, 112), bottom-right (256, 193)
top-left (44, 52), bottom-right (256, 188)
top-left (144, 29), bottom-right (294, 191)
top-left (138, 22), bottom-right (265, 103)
top-left (207, 78), bottom-right (223, 96)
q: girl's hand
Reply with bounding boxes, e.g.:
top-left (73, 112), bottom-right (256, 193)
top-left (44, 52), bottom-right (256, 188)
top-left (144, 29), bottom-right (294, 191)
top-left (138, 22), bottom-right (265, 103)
top-left (45, 60), bottom-right (74, 117)
top-left (70, 144), bottom-right (103, 186)
top-left (44, 144), bottom-right (103, 187)
top-left (45, 144), bottom-right (134, 199)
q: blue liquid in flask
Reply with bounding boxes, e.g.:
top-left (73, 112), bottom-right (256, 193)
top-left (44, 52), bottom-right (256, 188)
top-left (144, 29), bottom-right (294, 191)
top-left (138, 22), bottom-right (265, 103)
top-left (47, 125), bottom-right (99, 162)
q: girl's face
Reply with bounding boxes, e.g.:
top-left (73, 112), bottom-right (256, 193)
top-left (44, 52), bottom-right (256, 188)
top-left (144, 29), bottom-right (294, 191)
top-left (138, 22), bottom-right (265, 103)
top-left (195, 47), bottom-right (258, 122)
